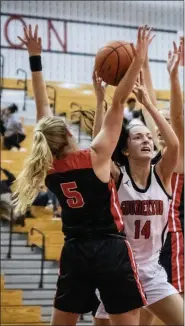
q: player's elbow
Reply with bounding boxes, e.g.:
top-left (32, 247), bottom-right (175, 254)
top-left (170, 137), bottom-right (179, 157)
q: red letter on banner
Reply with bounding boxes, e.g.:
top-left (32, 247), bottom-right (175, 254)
top-left (4, 15), bottom-right (27, 48)
top-left (47, 20), bottom-right (67, 52)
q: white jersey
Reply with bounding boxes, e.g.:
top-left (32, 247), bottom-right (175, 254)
top-left (118, 164), bottom-right (172, 266)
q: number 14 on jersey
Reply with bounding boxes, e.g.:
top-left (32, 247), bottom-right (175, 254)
top-left (134, 220), bottom-right (151, 239)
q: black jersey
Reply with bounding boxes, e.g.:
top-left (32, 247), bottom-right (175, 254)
top-left (45, 149), bottom-right (124, 239)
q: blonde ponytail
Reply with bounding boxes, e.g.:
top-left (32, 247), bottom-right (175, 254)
top-left (13, 131), bottom-right (53, 214)
top-left (13, 116), bottom-right (69, 214)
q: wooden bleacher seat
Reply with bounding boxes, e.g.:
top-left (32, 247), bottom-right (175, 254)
top-left (28, 231), bottom-right (64, 247)
top-left (45, 244), bottom-right (62, 260)
top-left (1, 276), bottom-right (4, 289)
top-left (31, 206), bottom-right (53, 219)
top-left (2, 290), bottom-right (22, 306)
top-left (13, 218), bottom-right (62, 233)
top-left (1, 306), bottom-right (41, 323)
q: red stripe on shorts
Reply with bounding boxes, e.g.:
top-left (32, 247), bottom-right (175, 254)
top-left (171, 232), bottom-right (184, 293)
top-left (168, 173), bottom-right (183, 232)
top-left (108, 179), bottom-right (124, 232)
top-left (125, 240), bottom-right (147, 305)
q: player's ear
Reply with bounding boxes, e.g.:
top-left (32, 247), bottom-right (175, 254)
top-left (122, 149), bottom-right (129, 156)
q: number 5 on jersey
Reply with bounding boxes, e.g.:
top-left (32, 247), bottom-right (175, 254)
top-left (60, 182), bottom-right (85, 208)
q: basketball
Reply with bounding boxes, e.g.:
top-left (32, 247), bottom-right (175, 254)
top-left (94, 41), bottom-right (134, 86)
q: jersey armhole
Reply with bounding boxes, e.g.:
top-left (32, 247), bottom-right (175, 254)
top-left (116, 169), bottom-right (123, 190)
top-left (153, 165), bottom-right (172, 200)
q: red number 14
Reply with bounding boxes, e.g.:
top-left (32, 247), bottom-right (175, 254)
top-left (134, 220), bottom-right (151, 239)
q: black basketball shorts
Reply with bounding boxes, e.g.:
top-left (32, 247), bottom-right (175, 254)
top-left (54, 235), bottom-right (147, 314)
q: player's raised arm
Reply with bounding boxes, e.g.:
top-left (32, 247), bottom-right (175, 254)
top-left (17, 25), bottom-right (52, 121)
top-left (92, 72), bottom-right (107, 139)
top-left (142, 34), bottom-right (160, 149)
top-left (133, 72), bottom-right (179, 188)
top-left (91, 26), bottom-right (154, 161)
top-left (167, 41), bottom-right (184, 173)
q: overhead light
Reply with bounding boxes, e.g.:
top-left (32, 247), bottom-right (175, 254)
top-left (59, 83), bottom-right (80, 89)
top-left (81, 90), bottom-right (93, 95)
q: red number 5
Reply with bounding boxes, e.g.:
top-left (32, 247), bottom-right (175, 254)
top-left (60, 182), bottom-right (84, 208)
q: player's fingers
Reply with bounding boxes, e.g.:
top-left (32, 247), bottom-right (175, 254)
top-left (142, 24), bottom-right (148, 40)
top-left (29, 24), bottom-right (33, 39)
top-left (38, 37), bottom-right (42, 47)
top-left (23, 27), bottom-right (30, 41)
top-left (148, 34), bottom-right (156, 45)
top-left (137, 26), bottom-right (142, 42)
top-left (176, 52), bottom-right (181, 64)
top-left (34, 24), bottom-right (38, 40)
top-left (173, 41), bottom-right (177, 54)
top-left (168, 50), bottom-right (172, 60)
top-left (130, 43), bottom-right (136, 57)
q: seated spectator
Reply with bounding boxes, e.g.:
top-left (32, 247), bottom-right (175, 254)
top-left (124, 98), bottom-right (145, 126)
top-left (124, 97), bottom-right (137, 124)
top-left (2, 104), bottom-right (26, 152)
top-left (33, 185), bottom-right (60, 217)
top-left (0, 167), bottom-right (33, 221)
top-left (0, 167), bottom-right (16, 204)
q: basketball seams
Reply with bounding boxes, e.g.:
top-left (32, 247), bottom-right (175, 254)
top-left (116, 42), bottom-right (133, 63)
top-left (97, 42), bottom-right (133, 86)
top-left (99, 45), bottom-right (124, 83)
top-left (114, 48), bottom-right (120, 85)
top-left (99, 48), bottom-right (116, 75)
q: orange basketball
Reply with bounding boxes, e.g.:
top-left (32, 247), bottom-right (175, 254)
top-left (95, 41), bottom-right (134, 86)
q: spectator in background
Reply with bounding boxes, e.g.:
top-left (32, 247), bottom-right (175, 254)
top-left (124, 97), bottom-right (146, 127)
top-left (124, 97), bottom-right (137, 123)
top-left (2, 104), bottom-right (26, 152)
top-left (0, 167), bottom-right (16, 203)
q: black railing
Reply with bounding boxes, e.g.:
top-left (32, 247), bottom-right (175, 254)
top-left (30, 227), bottom-right (45, 288)
top-left (46, 85), bottom-right (57, 115)
top-left (16, 68), bottom-right (28, 111)
top-left (70, 102), bottom-right (94, 143)
top-left (0, 54), bottom-right (4, 97)
top-left (6, 207), bottom-right (13, 259)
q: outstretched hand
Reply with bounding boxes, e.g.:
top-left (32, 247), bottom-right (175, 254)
top-left (92, 70), bottom-right (108, 103)
top-left (167, 41), bottom-right (181, 77)
top-left (132, 71), bottom-right (153, 108)
top-left (131, 25), bottom-right (155, 63)
top-left (17, 24), bottom-right (42, 56)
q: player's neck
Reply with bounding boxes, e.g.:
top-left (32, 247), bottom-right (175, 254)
top-left (128, 159), bottom-right (151, 189)
top-left (58, 137), bottom-right (79, 158)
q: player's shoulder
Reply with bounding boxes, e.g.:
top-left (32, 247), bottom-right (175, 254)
top-left (48, 149), bottom-right (92, 175)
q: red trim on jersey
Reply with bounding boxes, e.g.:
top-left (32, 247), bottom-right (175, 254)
top-left (171, 232), bottom-right (184, 293)
top-left (168, 173), bottom-right (183, 232)
top-left (125, 240), bottom-right (148, 305)
top-left (48, 149), bottom-right (92, 174)
top-left (108, 179), bottom-right (124, 232)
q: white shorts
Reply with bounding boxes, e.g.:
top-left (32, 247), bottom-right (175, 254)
top-left (94, 264), bottom-right (178, 319)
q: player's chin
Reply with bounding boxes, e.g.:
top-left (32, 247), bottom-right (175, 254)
top-left (139, 151), bottom-right (152, 159)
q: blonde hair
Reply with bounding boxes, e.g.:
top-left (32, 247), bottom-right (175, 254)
top-left (13, 116), bottom-right (69, 213)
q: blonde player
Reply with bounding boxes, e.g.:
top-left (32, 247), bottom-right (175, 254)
top-left (15, 24), bottom-right (153, 326)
